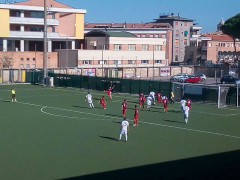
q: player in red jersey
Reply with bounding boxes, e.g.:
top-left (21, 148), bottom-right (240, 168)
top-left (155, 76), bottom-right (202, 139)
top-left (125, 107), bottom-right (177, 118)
top-left (186, 98), bottom-right (192, 109)
top-left (157, 92), bottom-right (162, 105)
top-left (139, 93), bottom-right (144, 110)
top-left (104, 87), bottom-right (112, 100)
top-left (122, 99), bottom-right (127, 117)
top-left (99, 96), bottom-right (106, 109)
top-left (133, 105), bottom-right (139, 126)
top-left (162, 96), bottom-right (169, 113)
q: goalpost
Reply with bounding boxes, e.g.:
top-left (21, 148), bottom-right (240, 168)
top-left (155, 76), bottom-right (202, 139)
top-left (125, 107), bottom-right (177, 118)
top-left (172, 82), bottom-right (229, 108)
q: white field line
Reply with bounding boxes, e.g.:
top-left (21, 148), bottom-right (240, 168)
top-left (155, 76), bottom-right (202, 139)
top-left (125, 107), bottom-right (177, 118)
top-left (6, 99), bottom-right (239, 140)
top-left (47, 87), bottom-right (234, 117)
top-left (40, 105), bottom-right (240, 140)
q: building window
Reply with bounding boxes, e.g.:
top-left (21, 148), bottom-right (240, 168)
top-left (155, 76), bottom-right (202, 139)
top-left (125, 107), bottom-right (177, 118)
top-left (21, 58), bottom-right (24, 61)
top-left (52, 27), bottom-right (55, 32)
top-left (128, 44), bottom-right (136, 51)
top-left (113, 60), bottom-right (122, 65)
top-left (27, 58), bottom-right (30, 61)
top-left (98, 60), bottom-right (107, 65)
top-left (20, 64), bottom-right (23, 69)
top-left (184, 39), bottom-right (187, 45)
top-left (33, 58), bottom-right (36, 61)
top-left (155, 60), bottom-right (162, 64)
top-left (150, 34), bottom-right (154, 38)
top-left (154, 34), bottom-right (159, 38)
top-left (155, 45), bottom-right (162, 51)
top-left (175, 22), bottom-right (178, 26)
top-left (114, 44), bottom-right (122, 50)
top-left (137, 34), bottom-right (141, 38)
top-left (175, 55), bottom-right (178, 61)
top-left (128, 60), bottom-right (134, 64)
top-left (208, 43), bottom-right (212, 47)
top-left (26, 64), bottom-right (30, 69)
top-left (142, 44), bottom-right (149, 51)
top-left (162, 35), bottom-right (166, 38)
top-left (83, 60), bottom-right (91, 64)
top-left (32, 64), bottom-right (36, 69)
top-left (175, 39), bottom-right (179, 46)
top-left (184, 22), bottom-right (188, 26)
top-left (30, 11), bottom-right (44, 18)
top-left (175, 48), bottom-right (179, 53)
top-left (142, 34), bottom-right (146, 38)
top-left (141, 60), bottom-right (149, 64)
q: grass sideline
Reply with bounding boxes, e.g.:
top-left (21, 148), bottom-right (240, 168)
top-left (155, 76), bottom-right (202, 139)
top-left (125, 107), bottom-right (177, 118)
top-left (0, 84), bottom-right (240, 179)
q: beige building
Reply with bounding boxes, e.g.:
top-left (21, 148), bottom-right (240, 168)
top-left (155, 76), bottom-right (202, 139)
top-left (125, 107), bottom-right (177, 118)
top-left (77, 31), bottom-right (170, 78)
top-left (0, 0), bottom-right (86, 69)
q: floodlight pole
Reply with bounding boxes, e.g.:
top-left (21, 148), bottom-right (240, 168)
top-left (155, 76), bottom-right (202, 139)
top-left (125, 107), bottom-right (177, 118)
top-left (43, 0), bottom-right (48, 83)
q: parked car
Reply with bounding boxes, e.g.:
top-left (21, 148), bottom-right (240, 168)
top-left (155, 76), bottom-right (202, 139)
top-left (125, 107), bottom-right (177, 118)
top-left (194, 73), bottom-right (206, 82)
top-left (178, 74), bottom-right (189, 82)
top-left (220, 75), bottom-right (240, 84)
top-left (181, 75), bottom-right (201, 83)
top-left (170, 73), bottom-right (188, 81)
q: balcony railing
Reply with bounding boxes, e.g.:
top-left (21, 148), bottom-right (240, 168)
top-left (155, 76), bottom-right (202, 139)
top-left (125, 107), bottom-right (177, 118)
top-left (10, 31), bottom-right (59, 38)
top-left (10, 17), bottom-right (59, 26)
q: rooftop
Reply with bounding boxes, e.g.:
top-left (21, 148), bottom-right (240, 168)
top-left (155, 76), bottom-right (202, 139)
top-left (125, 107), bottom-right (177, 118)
top-left (202, 34), bottom-right (234, 41)
top-left (85, 30), bottom-right (136, 38)
top-left (85, 22), bottom-right (172, 29)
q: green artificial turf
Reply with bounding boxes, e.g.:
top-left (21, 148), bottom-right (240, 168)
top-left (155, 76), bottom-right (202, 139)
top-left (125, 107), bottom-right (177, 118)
top-left (0, 84), bottom-right (240, 179)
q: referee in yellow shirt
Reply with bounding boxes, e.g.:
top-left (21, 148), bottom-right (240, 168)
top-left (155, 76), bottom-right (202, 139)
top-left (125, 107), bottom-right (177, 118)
top-left (170, 91), bottom-right (174, 103)
top-left (11, 88), bottom-right (17, 102)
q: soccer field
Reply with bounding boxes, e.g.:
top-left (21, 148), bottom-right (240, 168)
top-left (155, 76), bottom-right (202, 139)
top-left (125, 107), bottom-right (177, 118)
top-left (0, 84), bottom-right (240, 179)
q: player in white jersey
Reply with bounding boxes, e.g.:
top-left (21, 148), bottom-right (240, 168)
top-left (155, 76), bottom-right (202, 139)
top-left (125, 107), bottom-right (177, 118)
top-left (184, 105), bottom-right (190, 124)
top-left (149, 91), bottom-right (156, 104)
top-left (180, 99), bottom-right (187, 112)
top-left (119, 117), bottom-right (129, 142)
top-left (146, 95), bottom-right (152, 110)
top-left (85, 92), bottom-right (94, 108)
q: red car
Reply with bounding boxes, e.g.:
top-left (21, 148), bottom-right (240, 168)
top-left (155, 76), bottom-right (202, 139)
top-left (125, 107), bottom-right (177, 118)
top-left (183, 75), bottom-right (201, 83)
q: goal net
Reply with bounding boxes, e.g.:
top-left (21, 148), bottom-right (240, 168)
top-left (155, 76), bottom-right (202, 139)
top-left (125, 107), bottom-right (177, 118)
top-left (172, 82), bottom-right (229, 108)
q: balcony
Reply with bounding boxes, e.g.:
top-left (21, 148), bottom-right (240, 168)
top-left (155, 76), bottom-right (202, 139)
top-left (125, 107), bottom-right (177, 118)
top-left (10, 17), bottom-right (59, 26)
top-left (10, 31), bottom-right (59, 39)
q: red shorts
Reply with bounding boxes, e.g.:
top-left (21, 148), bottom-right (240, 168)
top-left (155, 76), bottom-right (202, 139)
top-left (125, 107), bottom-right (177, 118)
top-left (164, 104), bottom-right (168, 108)
top-left (134, 116), bottom-right (138, 120)
top-left (123, 109), bottom-right (127, 116)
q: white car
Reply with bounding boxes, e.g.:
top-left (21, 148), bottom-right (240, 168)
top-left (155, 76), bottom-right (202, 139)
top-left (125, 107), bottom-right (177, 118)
top-left (170, 73), bottom-right (188, 81)
top-left (194, 73), bottom-right (206, 82)
top-left (178, 75), bottom-right (190, 82)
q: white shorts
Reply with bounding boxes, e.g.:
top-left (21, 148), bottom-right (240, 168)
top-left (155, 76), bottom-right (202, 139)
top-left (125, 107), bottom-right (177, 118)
top-left (88, 100), bottom-right (93, 104)
top-left (184, 113), bottom-right (189, 119)
top-left (120, 129), bottom-right (127, 135)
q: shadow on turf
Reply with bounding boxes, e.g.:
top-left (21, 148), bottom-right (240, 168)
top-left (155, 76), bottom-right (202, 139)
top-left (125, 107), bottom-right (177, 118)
top-left (61, 150), bottom-right (240, 180)
top-left (99, 135), bottom-right (118, 141)
top-left (163, 119), bottom-right (185, 124)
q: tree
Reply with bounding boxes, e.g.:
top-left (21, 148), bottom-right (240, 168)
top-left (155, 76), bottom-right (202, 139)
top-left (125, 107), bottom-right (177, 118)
top-left (221, 13), bottom-right (240, 62)
top-left (0, 51), bottom-right (13, 69)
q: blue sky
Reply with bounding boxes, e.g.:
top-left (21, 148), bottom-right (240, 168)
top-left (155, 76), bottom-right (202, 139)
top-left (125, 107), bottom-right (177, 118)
top-left (1, 0), bottom-right (240, 33)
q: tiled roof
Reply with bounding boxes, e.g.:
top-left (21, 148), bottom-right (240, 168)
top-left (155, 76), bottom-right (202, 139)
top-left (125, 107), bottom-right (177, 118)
top-left (85, 30), bottom-right (136, 37)
top-left (85, 22), bottom-right (172, 29)
top-left (202, 34), bottom-right (234, 41)
top-left (12, 0), bottom-right (73, 9)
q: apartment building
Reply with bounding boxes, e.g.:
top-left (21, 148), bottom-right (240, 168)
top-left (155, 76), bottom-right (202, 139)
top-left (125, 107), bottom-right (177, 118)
top-left (201, 34), bottom-right (240, 64)
top-left (84, 22), bottom-right (173, 65)
top-left (76, 30), bottom-right (169, 78)
top-left (154, 13), bottom-right (202, 64)
top-left (0, 0), bottom-right (86, 69)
